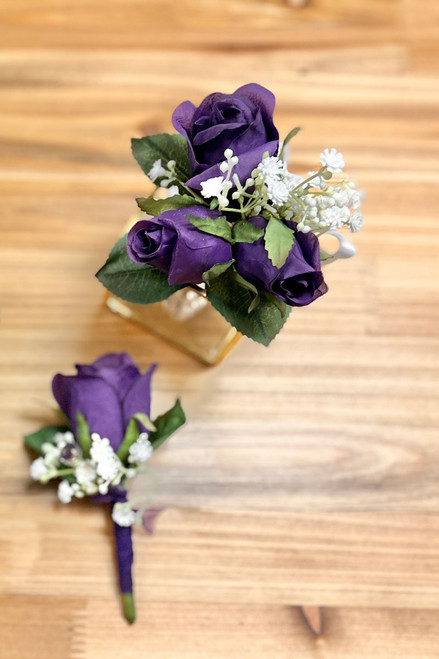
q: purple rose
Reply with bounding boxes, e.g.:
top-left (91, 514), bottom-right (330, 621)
top-left (127, 206), bottom-right (233, 286)
top-left (52, 353), bottom-right (156, 451)
top-left (172, 83), bottom-right (279, 189)
top-left (235, 217), bottom-right (328, 307)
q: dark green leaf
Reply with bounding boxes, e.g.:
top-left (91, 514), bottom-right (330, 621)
top-left (247, 293), bottom-right (261, 313)
top-left (117, 417), bottom-right (140, 463)
top-left (96, 234), bottom-right (182, 304)
top-left (206, 268), bottom-right (291, 345)
top-left (233, 220), bottom-right (264, 244)
top-left (202, 260), bottom-right (234, 286)
top-left (186, 214), bottom-right (233, 243)
top-left (136, 194), bottom-right (197, 215)
top-left (24, 425), bottom-right (68, 455)
top-left (263, 292), bottom-right (287, 318)
top-left (131, 133), bottom-right (191, 184)
top-left (232, 269), bottom-right (261, 312)
top-left (149, 399), bottom-right (186, 451)
top-left (264, 218), bottom-right (295, 268)
top-left (76, 412), bottom-right (91, 458)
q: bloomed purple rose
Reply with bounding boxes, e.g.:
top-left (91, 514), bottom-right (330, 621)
top-left (172, 83), bottom-right (279, 189)
top-left (235, 217), bottom-right (328, 307)
top-left (52, 353), bottom-right (156, 451)
top-left (127, 206), bottom-right (232, 286)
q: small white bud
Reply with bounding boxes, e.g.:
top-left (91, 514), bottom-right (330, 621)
top-left (219, 161), bottom-right (228, 173)
top-left (224, 148), bottom-right (233, 159)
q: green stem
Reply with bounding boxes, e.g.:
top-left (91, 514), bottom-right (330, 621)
top-left (122, 592), bottom-right (136, 624)
top-left (176, 180), bottom-right (204, 204)
top-left (291, 168), bottom-right (326, 193)
top-left (56, 468), bottom-right (75, 477)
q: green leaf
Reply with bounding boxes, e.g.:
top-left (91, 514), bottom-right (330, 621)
top-left (133, 412), bottom-right (156, 433)
top-left (232, 270), bottom-right (259, 298)
top-left (131, 133), bottom-right (191, 185)
top-left (206, 268), bottom-right (291, 345)
top-left (24, 425), bottom-right (68, 455)
top-left (320, 249), bottom-right (334, 262)
top-left (202, 260), bottom-right (234, 286)
top-left (117, 417), bottom-right (140, 463)
top-left (136, 194), bottom-right (197, 215)
top-left (264, 292), bottom-right (287, 318)
top-left (186, 214), bottom-right (233, 243)
top-left (76, 412), bottom-right (91, 458)
top-left (264, 218), bottom-right (295, 268)
top-left (282, 126), bottom-right (301, 148)
top-left (149, 399), bottom-right (186, 451)
top-left (247, 293), bottom-right (261, 314)
top-left (233, 220), bottom-right (264, 244)
top-left (231, 269), bottom-right (261, 313)
top-left (96, 234), bottom-right (182, 304)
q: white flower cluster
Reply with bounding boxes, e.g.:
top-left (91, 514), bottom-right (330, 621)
top-left (200, 148), bottom-right (241, 207)
top-left (29, 430), bottom-right (154, 514)
top-left (198, 147), bottom-right (363, 236)
top-left (297, 179), bottom-right (363, 234)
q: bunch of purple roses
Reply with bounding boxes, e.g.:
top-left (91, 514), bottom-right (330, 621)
top-left (97, 83), bottom-right (362, 345)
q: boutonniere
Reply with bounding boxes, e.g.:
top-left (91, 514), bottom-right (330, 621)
top-left (97, 83), bottom-right (363, 346)
top-left (25, 352), bottom-right (185, 623)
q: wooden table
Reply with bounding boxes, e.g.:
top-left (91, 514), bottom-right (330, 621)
top-left (1, 1), bottom-right (439, 656)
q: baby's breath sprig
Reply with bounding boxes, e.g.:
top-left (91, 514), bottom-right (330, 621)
top-left (197, 145), bottom-right (363, 236)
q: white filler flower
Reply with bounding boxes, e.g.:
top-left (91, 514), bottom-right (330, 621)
top-left (128, 433), bottom-right (153, 465)
top-left (320, 148), bottom-right (345, 173)
top-left (112, 502), bottom-right (137, 527)
top-left (349, 210), bottom-right (364, 232)
top-left (90, 434), bottom-right (123, 482)
top-left (30, 457), bottom-right (48, 481)
top-left (147, 159), bottom-right (168, 182)
top-left (200, 176), bottom-right (226, 199)
top-left (58, 480), bottom-right (74, 504)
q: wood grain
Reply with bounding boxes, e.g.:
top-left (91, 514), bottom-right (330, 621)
top-left (1, 0), bottom-right (439, 656)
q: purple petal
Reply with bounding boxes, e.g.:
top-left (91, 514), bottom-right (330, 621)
top-left (52, 374), bottom-right (125, 450)
top-left (76, 352), bottom-right (141, 400)
top-left (141, 508), bottom-right (164, 535)
top-left (172, 100), bottom-right (198, 170)
top-left (235, 83), bottom-right (276, 117)
top-left (122, 364), bottom-right (157, 429)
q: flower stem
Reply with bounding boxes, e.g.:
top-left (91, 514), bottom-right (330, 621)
top-left (122, 592), bottom-right (136, 624)
top-left (111, 499), bottom-right (135, 624)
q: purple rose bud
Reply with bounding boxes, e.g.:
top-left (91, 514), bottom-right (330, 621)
top-left (52, 353), bottom-right (156, 451)
top-left (172, 83), bottom-right (279, 189)
top-left (235, 217), bottom-right (328, 307)
top-left (127, 206), bottom-right (233, 286)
